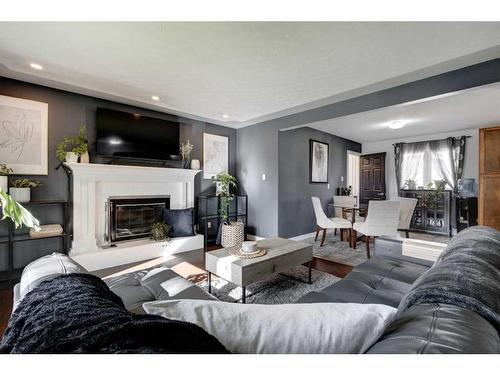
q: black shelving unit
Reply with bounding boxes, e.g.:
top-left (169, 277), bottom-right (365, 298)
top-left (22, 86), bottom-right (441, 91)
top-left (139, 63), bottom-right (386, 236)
top-left (0, 200), bottom-right (70, 288)
top-left (197, 195), bottom-right (248, 249)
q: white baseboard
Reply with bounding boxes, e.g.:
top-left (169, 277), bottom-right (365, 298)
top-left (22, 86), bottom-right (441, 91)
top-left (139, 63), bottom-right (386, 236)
top-left (288, 231), bottom-right (316, 241)
top-left (247, 234), bottom-right (266, 241)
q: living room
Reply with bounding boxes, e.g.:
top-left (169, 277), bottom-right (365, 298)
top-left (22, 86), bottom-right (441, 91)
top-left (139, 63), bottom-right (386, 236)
top-left (1, 1), bottom-right (500, 370)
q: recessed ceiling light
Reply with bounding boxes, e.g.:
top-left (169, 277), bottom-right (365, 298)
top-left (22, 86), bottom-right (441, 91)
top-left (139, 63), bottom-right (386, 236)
top-left (388, 120), bottom-right (407, 129)
top-left (151, 95), bottom-right (160, 101)
top-left (222, 114), bottom-right (229, 119)
top-left (29, 62), bottom-right (43, 70)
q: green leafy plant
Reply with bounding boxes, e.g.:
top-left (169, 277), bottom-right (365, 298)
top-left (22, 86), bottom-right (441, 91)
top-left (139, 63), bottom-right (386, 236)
top-left (0, 164), bottom-right (13, 176)
top-left (149, 222), bottom-right (170, 242)
top-left (424, 180), bottom-right (446, 209)
top-left (0, 191), bottom-right (40, 230)
top-left (11, 179), bottom-right (42, 188)
top-left (56, 125), bottom-right (88, 161)
top-left (211, 172), bottom-right (237, 222)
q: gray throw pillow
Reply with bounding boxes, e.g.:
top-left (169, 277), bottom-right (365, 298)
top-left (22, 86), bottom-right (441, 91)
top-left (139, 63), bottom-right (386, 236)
top-left (164, 208), bottom-right (195, 237)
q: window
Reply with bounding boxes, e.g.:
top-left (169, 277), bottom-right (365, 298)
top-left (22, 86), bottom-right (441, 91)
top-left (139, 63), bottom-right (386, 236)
top-left (401, 144), bottom-right (452, 189)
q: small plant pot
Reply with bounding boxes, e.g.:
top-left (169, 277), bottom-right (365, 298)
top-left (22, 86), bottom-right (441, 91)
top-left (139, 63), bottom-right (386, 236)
top-left (190, 159), bottom-right (200, 170)
top-left (0, 176), bottom-right (8, 193)
top-left (9, 187), bottom-right (30, 203)
top-left (65, 152), bottom-right (78, 164)
top-left (79, 151), bottom-right (90, 164)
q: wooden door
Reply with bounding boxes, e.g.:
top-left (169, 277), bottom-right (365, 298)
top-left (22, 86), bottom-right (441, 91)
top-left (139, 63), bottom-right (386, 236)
top-left (359, 152), bottom-right (386, 206)
top-left (479, 126), bottom-right (500, 230)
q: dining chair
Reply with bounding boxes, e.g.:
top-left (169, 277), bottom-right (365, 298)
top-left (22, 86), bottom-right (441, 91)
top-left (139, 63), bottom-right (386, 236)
top-left (395, 197), bottom-right (418, 238)
top-left (352, 200), bottom-right (400, 258)
top-left (311, 197), bottom-right (352, 246)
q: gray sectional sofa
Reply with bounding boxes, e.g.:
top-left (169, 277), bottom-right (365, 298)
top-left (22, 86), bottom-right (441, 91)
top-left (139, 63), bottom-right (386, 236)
top-left (8, 226), bottom-right (500, 354)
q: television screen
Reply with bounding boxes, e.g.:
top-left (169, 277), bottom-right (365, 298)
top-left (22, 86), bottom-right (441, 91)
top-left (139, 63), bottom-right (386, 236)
top-left (96, 107), bottom-right (180, 161)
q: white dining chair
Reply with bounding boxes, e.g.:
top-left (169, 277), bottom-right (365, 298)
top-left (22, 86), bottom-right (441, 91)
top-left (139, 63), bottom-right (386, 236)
top-left (311, 197), bottom-right (352, 246)
top-left (333, 195), bottom-right (365, 224)
top-left (352, 200), bottom-right (400, 258)
top-left (395, 197), bottom-right (418, 238)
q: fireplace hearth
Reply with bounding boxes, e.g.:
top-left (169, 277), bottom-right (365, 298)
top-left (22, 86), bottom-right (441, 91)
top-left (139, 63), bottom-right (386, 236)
top-left (105, 196), bottom-right (170, 244)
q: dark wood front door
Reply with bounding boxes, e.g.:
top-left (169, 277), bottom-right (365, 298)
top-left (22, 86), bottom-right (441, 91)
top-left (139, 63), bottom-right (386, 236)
top-left (359, 152), bottom-right (386, 206)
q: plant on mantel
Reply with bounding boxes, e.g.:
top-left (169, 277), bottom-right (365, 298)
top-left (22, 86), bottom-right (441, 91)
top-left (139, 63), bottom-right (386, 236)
top-left (56, 125), bottom-right (88, 162)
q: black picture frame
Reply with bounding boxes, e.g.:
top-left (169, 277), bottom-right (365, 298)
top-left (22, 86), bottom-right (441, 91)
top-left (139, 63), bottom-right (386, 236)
top-left (309, 139), bottom-right (329, 183)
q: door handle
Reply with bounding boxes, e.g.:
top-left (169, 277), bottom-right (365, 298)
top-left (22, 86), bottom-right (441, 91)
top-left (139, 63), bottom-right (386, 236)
top-left (377, 192), bottom-right (385, 196)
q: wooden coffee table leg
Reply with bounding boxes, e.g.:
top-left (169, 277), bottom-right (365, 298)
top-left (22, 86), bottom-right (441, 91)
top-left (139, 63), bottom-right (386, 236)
top-left (242, 286), bottom-right (246, 304)
top-left (308, 261), bottom-right (312, 284)
top-left (207, 272), bottom-right (212, 294)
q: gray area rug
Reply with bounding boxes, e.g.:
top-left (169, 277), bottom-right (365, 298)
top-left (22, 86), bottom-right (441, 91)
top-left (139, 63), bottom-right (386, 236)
top-left (197, 265), bottom-right (340, 304)
top-left (305, 231), bottom-right (450, 266)
top-left (305, 235), bottom-right (371, 266)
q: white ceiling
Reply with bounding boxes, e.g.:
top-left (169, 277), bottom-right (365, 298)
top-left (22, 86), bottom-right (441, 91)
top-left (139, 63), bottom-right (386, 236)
top-left (307, 82), bottom-right (500, 143)
top-left (1, 22), bottom-right (500, 127)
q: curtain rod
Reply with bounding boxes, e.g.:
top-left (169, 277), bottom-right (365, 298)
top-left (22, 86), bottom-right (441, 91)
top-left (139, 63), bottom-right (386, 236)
top-left (392, 135), bottom-right (471, 147)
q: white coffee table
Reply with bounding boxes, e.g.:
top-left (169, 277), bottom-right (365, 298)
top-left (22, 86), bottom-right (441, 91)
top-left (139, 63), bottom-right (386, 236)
top-left (205, 237), bottom-right (313, 303)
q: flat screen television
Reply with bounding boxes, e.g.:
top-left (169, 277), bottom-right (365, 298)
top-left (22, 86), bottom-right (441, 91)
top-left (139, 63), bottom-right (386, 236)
top-left (96, 107), bottom-right (180, 161)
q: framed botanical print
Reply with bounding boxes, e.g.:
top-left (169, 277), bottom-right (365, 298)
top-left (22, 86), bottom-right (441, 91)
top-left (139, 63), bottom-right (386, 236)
top-left (203, 133), bottom-right (229, 179)
top-left (310, 139), bottom-right (329, 183)
top-left (0, 95), bottom-right (48, 175)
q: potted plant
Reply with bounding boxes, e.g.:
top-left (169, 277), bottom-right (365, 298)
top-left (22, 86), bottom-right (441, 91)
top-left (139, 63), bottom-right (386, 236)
top-left (211, 172), bottom-right (243, 248)
top-left (9, 179), bottom-right (42, 203)
top-left (180, 140), bottom-right (194, 169)
top-left (150, 222), bottom-right (170, 242)
top-left (0, 191), bottom-right (40, 230)
top-left (424, 180), bottom-right (446, 209)
top-left (404, 179), bottom-right (417, 190)
top-left (0, 164), bottom-right (13, 193)
top-left (56, 125), bottom-right (88, 163)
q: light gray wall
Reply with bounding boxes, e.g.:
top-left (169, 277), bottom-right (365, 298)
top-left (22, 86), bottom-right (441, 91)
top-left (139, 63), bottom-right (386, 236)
top-left (278, 127), bottom-right (361, 238)
top-left (0, 77), bottom-right (236, 273)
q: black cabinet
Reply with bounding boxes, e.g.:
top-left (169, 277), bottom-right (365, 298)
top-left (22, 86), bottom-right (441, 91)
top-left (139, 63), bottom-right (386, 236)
top-left (456, 197), bottom-right (478, 232)
top-left (400, 189), bottom-right (452, 236)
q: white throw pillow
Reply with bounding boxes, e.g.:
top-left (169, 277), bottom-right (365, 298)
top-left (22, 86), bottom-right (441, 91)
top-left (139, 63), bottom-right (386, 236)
top-left (19, 253), bottom-right (88, 300)
top-left (143, 299), bottom-right (397, 354)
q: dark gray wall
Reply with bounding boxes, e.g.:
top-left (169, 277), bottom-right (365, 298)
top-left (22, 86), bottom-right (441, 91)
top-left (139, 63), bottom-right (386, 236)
top-left (278, 127), bottom-right (361, 238)
top-left (0, 77), bottom-right (236, 272)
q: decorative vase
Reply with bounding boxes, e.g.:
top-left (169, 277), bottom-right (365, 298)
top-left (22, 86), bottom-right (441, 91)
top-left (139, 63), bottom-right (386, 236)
top-left (65, 152), bottom-right (78, 164)
top-left (190, 159), bottom-right (200, 170)
top-left (9, 187), bottom-right (30, 203)
top-left (79, 151), bottom-right (90, 163)
top-left (0, 176), bottom-right (7, 193)
top-left (221, 220), bottom-right (245, 248)
top-left (407, 181), bottom-right (416, 190)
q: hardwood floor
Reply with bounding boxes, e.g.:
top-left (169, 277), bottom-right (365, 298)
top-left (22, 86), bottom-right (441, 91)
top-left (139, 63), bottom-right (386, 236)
top-left (0, 289), bottom-right (13, 338)
top-left (0, 250), bottom-right (352, 339)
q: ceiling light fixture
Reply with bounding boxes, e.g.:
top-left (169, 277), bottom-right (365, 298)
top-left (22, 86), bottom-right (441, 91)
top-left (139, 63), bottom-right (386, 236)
top-left (151, 95), bottom-right (160, 101)
top-left (29, 62), bottom-right (43, 70)
top-left (222, 114), bottom-right (229, 119)
top-left (388, 120), bottom-right (407, 129)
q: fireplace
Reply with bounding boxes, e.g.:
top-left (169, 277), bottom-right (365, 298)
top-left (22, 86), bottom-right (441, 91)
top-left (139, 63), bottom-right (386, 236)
top-left (105, 196), bottom-right (170, 244)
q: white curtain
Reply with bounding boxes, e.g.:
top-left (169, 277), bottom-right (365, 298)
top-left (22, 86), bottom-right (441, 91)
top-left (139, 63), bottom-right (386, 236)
top-left (428, 139), bottom-right (456, 190)
top-left (399, 142), bottom-right (426, 188)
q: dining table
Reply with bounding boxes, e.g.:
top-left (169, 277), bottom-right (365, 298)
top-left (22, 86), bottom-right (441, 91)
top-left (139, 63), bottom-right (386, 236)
top-left (329, 203), bottom-right (368, 248)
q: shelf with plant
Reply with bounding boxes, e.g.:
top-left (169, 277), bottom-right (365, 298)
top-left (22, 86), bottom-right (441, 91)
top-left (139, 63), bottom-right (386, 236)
top-left (9, 179), bottom-right (42, 203)
top-left (0, 164), bottom-right (13, 192)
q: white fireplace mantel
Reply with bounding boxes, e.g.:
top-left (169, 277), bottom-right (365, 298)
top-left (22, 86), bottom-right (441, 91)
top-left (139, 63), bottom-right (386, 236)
top-left (66, 163), bottom-right (201, 254)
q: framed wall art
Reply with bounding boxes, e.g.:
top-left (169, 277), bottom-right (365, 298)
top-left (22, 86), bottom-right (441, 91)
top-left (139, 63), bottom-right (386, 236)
top-left (203, 133), bottom-right (229, 179)
top-left (310, 139), bottom-right (329, 183)
top-left (0, 95), bottom-right (48, 175)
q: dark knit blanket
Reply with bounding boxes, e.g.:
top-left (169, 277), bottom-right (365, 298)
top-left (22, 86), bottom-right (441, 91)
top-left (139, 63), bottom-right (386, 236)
top-left (398, 226), bottom-right (500, 331)
top-left (0, 273), bottom-right (229, 353)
